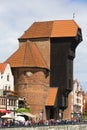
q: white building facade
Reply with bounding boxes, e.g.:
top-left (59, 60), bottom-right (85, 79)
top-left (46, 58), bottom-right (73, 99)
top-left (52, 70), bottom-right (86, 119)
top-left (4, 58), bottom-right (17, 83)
top-left (63, 80), bottom-right (83, 120)
top-left (0, 63), bottom-right (14, 91)
top-left (0, 63), bottom-right (18, 111)
top-left (72, 80), bottom-right (83, 119)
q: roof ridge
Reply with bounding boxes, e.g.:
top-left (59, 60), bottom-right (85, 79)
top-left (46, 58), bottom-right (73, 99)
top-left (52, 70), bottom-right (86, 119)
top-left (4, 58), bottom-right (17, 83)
top-left (26, 41), bottom-right (49, 68)
top-left (27, 41), bottom-right (36, 66)
top-left (5, 41), bottom-right (49, 69)
top-left (23, 42), bottom-right (29, 66)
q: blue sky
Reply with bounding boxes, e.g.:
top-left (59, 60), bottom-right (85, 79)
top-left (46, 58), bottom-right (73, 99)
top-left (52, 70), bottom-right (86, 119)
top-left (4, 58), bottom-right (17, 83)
top-left (0, 0), bottom-right (87, 92)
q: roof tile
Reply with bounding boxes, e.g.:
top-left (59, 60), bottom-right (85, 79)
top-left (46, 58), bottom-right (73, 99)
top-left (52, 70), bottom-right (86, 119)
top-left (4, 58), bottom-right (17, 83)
top-left (46, 87), bottom-right (58, 106)
top-left (19, 21), bottom-right (53, 39)
top-left (51, 20), bottom-right (79, 37)
top-left (19, 20), bottom-right (80, 39)
top-left (5, 41), bottom-right (48, 69)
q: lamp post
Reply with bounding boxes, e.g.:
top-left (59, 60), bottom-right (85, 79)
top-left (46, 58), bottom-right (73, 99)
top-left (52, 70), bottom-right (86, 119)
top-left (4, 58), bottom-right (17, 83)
top-left (14, 107), bottom-right (15, 117)
top-left (59, 109), bottom-right (62, 120)
top-left (41, 109), bottom-right (44, 124)
top-left (13, 107), bottom-right (15, 126)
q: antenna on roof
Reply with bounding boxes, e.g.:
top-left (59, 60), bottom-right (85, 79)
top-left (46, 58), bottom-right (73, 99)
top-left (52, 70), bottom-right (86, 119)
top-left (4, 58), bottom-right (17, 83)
top-left (73, 13), bottom-right (75, 19)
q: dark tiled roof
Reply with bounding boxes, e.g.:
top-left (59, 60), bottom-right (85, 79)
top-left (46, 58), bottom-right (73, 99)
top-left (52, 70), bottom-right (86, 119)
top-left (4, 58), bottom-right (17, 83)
top-left (19, 20), bottom-right (81, 39)
top-left (5, 41), bottom-right (48, 69)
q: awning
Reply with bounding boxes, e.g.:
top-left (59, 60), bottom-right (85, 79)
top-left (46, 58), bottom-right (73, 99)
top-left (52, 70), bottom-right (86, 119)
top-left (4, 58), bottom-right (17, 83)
top-left (0, 109), bottom-right (11, 114)
top-left (46, 87), bottom-right (58, 106)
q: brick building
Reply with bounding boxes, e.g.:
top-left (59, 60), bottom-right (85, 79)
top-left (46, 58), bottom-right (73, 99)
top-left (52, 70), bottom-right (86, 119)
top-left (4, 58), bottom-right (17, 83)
top-left (5, 20), bottom-right (82, 120)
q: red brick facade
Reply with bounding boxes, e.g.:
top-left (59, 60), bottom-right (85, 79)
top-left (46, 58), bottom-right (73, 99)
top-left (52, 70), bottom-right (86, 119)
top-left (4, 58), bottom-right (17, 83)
top-left (13, 67), bottom-right (49, 116)
top-left (63, 92), bottom-right (73, 119)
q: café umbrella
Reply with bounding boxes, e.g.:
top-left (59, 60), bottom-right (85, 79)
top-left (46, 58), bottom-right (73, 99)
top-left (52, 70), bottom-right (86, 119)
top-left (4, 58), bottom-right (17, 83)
top-left (1, 113), bottom-right (14, 119)
top-left (15, 115), bottom-right (25, 122)
top-left (1, 113), bottom-right (25, 122)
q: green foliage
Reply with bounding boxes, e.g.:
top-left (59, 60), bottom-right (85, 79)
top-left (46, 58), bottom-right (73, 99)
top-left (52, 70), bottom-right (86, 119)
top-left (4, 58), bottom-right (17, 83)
top-left (16, 107), bottom-right (30, 113)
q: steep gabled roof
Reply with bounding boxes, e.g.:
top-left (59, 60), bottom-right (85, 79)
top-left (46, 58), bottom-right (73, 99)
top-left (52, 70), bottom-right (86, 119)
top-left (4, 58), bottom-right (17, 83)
top-left (5, 41), bottom-right (48, 69)
top-left (0, 63), bottom-right (7, 73)
top-left (19, 20), bottom-right (81, 39)
top-left (46, 87), bottom-right (58, 106)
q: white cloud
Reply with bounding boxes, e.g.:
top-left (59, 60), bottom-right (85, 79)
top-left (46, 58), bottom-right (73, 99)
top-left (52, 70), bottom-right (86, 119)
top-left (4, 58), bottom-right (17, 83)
top-left (0, 0), bottom-right (87, 91)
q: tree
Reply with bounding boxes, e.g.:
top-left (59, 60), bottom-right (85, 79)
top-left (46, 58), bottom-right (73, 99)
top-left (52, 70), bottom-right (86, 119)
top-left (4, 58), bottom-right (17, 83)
top-left (16, 107), bottom-right (30, 113)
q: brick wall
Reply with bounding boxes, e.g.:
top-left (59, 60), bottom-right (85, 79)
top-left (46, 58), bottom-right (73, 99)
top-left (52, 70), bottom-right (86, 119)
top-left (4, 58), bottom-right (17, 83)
top-left (63, 91), bottom-right (73, 119)
top-left (13, 67), bottom-right (50, 115)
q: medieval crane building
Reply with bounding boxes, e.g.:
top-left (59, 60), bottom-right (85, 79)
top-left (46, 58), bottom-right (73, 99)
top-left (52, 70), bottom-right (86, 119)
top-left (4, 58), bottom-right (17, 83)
top-left (5, 20), bottom-right (82, 119)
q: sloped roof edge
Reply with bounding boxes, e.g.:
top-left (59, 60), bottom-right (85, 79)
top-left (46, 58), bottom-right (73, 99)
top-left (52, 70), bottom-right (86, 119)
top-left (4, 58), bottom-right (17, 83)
top-left (5, 41), bottom-right (48, 69)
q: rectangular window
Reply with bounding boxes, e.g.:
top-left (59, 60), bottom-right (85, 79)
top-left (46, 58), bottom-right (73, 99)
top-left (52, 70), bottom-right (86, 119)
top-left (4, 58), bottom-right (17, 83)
top-left (7, 75), bottom-right (9, 81)
top-left (5, 86), bottom-right (7, 90)
top-left (8, 86), bottom-right (10, 90)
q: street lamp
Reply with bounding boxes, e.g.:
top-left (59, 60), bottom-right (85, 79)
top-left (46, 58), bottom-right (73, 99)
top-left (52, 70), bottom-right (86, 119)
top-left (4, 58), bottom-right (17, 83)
top-left (13, 107), bottom-right (16, 126)
top-left (59, 109), bottom-right (62, 120)
top-left (41, 109), bottom-right (44, 124)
